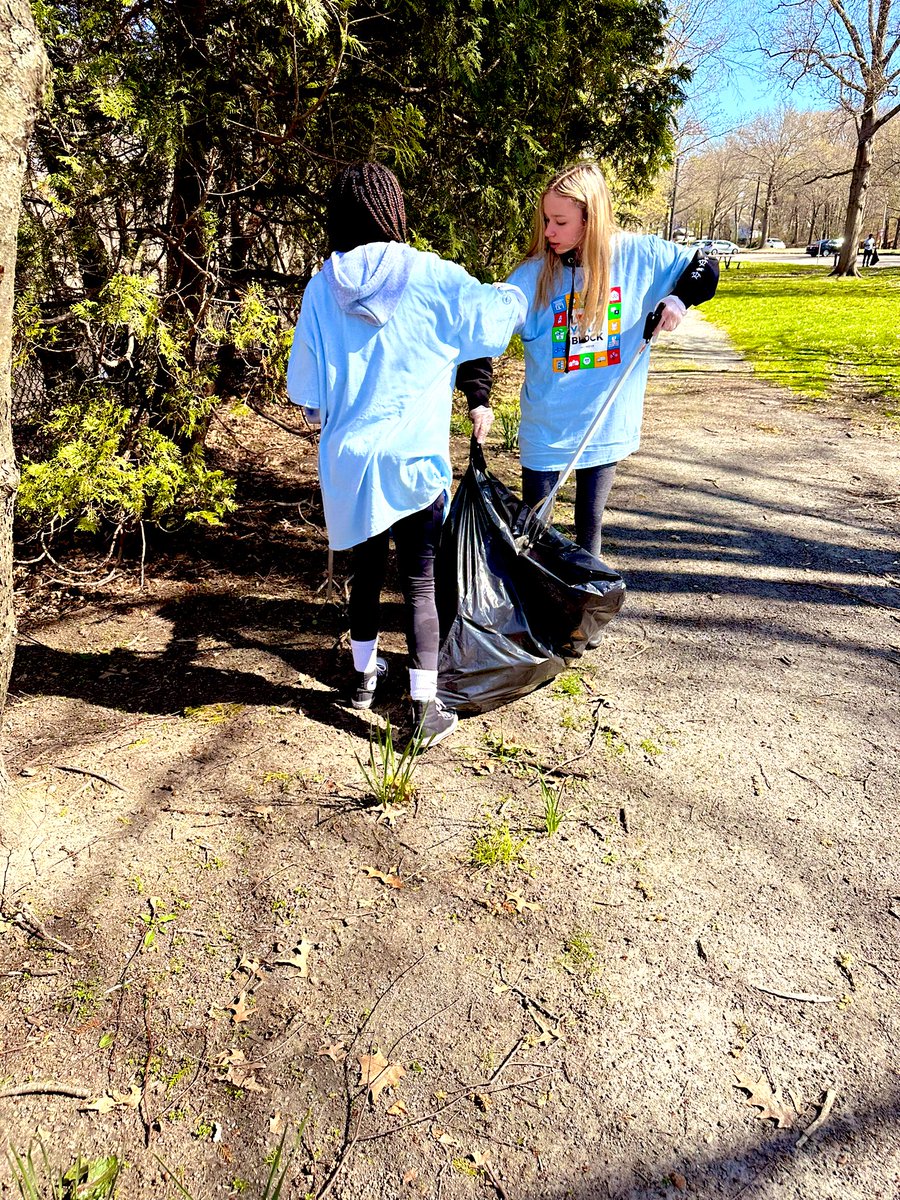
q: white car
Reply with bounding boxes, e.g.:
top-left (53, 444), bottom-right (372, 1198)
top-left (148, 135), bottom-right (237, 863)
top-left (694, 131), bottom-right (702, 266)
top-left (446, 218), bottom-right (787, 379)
top-left (765, 237), bottom-right (786, 249)
top-left (691, 239), bottom-right (741, 257)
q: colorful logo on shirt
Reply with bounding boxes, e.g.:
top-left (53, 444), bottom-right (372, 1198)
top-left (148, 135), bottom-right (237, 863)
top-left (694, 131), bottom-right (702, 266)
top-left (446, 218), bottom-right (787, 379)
top-left (548, 284), bottom-right (623, 370)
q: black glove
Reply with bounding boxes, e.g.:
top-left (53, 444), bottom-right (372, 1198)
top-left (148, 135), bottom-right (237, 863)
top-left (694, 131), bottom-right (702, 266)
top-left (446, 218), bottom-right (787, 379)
top-left (672, 249), bottom-right (719, 308)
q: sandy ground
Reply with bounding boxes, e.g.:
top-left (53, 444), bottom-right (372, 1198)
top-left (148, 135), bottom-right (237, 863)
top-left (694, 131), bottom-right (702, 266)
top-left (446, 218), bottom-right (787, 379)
top-left (1, 310), bottom-right (898, 1199)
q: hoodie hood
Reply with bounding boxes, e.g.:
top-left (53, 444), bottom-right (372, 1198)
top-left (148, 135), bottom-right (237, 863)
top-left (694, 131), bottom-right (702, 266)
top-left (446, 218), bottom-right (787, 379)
top-left (323, 241), bottom-right (417, 326)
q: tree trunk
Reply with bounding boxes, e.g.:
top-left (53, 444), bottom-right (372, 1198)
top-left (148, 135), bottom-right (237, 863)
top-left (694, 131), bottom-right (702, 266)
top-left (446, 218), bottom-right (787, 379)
top-left (0, 0), bottom-right (48, 792)
top-left (834, 114), bottom-right (876, 277)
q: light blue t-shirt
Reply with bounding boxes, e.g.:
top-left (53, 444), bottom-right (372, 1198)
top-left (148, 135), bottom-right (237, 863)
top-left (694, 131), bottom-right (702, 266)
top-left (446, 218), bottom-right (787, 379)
top-left (287, 242), bottom-right (525, 550)
top-left (508, 233), bottom-right (693, 471)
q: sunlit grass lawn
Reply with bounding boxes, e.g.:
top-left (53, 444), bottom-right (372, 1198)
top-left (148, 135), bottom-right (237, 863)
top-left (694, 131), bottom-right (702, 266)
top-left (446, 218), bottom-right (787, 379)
top-left (702, 261), bottom-right (900, 412)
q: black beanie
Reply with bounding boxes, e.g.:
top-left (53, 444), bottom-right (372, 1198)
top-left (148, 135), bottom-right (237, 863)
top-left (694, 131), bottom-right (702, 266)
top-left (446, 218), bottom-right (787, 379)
top-left (326, 162), bottom-right (408, 253)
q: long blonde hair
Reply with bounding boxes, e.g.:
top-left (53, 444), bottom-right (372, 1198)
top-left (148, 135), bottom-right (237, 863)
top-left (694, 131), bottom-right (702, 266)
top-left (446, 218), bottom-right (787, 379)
top-left (526, 162), bottom-right (617, 335)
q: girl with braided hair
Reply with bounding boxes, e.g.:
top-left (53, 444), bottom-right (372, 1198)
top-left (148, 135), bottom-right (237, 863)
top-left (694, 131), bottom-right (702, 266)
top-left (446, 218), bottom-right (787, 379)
top-left (459, 161), bottom-right (718, 557)
top-left (287, 162), bottom-right (526, 747)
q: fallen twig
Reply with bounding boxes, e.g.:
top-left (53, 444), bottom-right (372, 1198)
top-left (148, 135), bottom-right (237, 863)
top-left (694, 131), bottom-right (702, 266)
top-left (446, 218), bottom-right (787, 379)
top-left (0, 1082), bottom-right (92, 1100)
top-left (498, 966), bottom-right (562, 1023)
top-left (50, 764), bottom-right (126, 791)
top-left (751, 984), bottom-right (835, 1003)
top-left (796, 1087), bottom-right (838, 1149)
top-left (4, 902), bottom-right (77, 955)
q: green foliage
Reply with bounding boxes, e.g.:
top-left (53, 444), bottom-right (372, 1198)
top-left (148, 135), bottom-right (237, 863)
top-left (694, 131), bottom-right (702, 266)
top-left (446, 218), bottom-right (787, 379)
top-left (7, 1143), bottom-right (120, 1200)
top-left (537, 772), bottom-right (569, 835)
top-left (357, 718), bottom-right (425, 805)
top-left (703, 263), bottom-right (900, 408)
top-left (17, 393), bottom-right (236, 531)
top-left (493, 400), bottom-right (520, 451)
top-left (470, 819), bottom-right (529, 868)
top-left (15, 0), bottom-right (686, 546)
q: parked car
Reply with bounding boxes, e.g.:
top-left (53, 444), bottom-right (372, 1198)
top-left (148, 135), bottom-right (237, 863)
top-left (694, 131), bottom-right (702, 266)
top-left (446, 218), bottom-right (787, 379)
top-left (765, 237), bottom-right (786, 249)
top-left (690, 239), bottom-right (741, 257)
top-left (806, 237), bottom-right (844, 256)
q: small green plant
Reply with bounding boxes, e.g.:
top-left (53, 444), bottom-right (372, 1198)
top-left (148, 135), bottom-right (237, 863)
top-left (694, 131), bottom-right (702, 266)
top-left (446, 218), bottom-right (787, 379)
top-left (7, 1143), bottom-right (121, 1200)
top-left (537, 772), bottom-right (569, 835)
top-left (639, 737), bottom-right (662, 756)
top-left (601, 728), bottom-right (628, 757)
top-left (494, 400), bottom-right (520, 451)
top-left (357, 718), bottom-right (425, 806)
top-left (561, 928), bottom-right (599, 975)
top-left (139, 896), bottom-right (177, 951)
top-left (552, 670), bottom-right (584, 697)
top-left (66, 978), bottom-right (101, 1021)
top-left (183, 702), bottom-right (245, 723)
top-left (470, 820), bottom-right (529, 869)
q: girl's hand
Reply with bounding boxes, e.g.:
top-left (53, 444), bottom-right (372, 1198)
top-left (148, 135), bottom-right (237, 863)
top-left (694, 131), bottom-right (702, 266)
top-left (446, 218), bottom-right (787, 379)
top-left (469, 405), bottom-right (494, 444)
top-left (653, 295), bottom-right (687, 338)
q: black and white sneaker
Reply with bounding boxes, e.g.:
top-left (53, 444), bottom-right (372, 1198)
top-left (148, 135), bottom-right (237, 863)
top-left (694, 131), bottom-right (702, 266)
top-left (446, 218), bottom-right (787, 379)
top-left (411, 697), bottom-right (458, 748)
top-left (351, 657), bottom-right (388, 710)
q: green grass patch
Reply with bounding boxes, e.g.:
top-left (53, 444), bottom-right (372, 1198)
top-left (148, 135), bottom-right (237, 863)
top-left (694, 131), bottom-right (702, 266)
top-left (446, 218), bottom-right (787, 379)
top-left (703, 262), bottom-right (900, 407)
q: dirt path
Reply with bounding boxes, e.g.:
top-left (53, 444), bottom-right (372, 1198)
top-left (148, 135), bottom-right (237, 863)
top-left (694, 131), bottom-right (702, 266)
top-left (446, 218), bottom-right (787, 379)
top-left (1, 313), bottom-right (898, 1199)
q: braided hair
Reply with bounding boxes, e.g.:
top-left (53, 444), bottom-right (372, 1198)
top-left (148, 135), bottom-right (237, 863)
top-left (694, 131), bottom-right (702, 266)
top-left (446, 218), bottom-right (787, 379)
top-left (326, 162), bottom-right (408, 253)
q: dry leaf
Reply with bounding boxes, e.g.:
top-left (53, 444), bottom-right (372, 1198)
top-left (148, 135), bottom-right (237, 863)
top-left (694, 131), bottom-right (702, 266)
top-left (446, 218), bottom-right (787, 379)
top-left (234, 957), bottom-right (262, 979)
top-left (471, 1091), bottom-right (492, 1111)
top-left (505, 890), bottom-right (541, 914)
top-left (371, 803), bottom-right (404, 826)
top-left (226, 992), bottom-right (253, 1024)
top-left (402, 1170), bottom-right (418, 1186)
top-left (358, 1050), bottom-right (406, 1103)
top-left (216, 1048), bottom-right (266, 1091)
top-left (361, 866), bottom-right (404, 889)
top-left (431, 1126), bottom-right (457, 1147)
top-left (386, 1099), bottom-right (409, 1116)
top-left (469, 1150), bottom-right (491, 1168)
top-left (317, 1042), bottom-right (347, 1063)
top-left (734, 1072), bottom-right (795, 1128)
top-left (79, 1094), bottom-right (118, 1114)
top-left (112, 1084), bottom-right (143, 1108)
top-left (532, 1013), bottom-right (564, 1046)
top-left (275, 939), bottom-right (313, 976)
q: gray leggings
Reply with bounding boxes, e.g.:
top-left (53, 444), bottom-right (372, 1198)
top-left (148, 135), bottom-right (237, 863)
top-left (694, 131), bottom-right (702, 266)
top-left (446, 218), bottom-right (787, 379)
top-left (522, 462), bottom-right (618, 558)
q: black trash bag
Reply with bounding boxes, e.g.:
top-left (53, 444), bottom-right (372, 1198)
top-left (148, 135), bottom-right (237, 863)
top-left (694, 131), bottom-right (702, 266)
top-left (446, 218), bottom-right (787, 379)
top-left (436, 443), bottom-right (626, 715)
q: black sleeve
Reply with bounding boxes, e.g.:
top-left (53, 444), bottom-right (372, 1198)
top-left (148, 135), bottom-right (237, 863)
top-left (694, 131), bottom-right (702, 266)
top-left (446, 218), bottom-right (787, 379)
top-left (455, 357), bottom-right (494, 410)
top-left (672, 250), bottom-right (719, 308)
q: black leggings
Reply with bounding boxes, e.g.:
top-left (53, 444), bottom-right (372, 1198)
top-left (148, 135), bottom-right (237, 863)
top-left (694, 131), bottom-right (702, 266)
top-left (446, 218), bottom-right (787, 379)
top-left (348, 493), bottom-right (446, 671)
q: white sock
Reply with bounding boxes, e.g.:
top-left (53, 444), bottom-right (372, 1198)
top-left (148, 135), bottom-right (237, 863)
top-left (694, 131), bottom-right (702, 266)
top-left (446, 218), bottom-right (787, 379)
top-left (351, 638), bottom-right (378, 675)
top-left (409, 668), bottom-right (437, 702)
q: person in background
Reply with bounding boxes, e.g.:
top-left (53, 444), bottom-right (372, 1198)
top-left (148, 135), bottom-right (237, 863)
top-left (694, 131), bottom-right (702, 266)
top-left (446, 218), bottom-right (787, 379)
top-left (458, 161), bottom-right (719, 558)
top-left (862, 233), bottom-right (877, 268)
top-left (286, 162), bottom-right (526, 747)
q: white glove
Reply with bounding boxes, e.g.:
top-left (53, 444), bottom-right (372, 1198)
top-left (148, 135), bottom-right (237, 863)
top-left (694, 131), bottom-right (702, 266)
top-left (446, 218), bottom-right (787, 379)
top-left (469, 405), bottom-right (494, 444)
top-left (653, 294), bottom-right (687, 339)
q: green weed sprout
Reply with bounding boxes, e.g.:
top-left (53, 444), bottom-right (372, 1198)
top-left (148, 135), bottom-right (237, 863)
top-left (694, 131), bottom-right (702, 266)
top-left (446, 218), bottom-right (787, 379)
top-left (537, 772), bottom-right (569, 835)
top-left (494, 401), bottom-right (521, 451)
top-left (357, 718), bottom-right (425, 806)
top-left (8, 1143), bottom-right (120, 1200)
top-left (470, 820), bottom-right (529, 869)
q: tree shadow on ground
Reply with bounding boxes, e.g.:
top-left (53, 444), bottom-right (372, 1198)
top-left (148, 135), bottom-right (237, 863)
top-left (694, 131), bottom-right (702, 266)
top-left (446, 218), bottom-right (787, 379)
top-left (531, 1082), bottom-right (900, 1198)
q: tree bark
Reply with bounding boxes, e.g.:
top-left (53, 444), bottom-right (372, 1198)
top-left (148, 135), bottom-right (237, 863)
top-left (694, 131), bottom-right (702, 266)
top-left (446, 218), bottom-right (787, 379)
top-left (0, 0), bottom-right (48, 790)
top-left (833, 114), bottom-right (875, 277)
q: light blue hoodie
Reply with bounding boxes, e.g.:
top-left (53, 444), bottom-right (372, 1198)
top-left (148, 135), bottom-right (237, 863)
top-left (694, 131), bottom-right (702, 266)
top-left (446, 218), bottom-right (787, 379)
top-left (508, 233), bottom-right (694, 471)
top-left (287, 242), bottom-right (525, 550)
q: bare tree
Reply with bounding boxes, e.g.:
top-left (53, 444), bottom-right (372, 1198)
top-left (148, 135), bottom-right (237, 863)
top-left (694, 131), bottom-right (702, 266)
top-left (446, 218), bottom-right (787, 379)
top-left (0, 0), bottom-right (48, 791)
top-left (767, 0), bottom-right (900, 274)
top-left (742, 108), bottom-right (818, 246)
